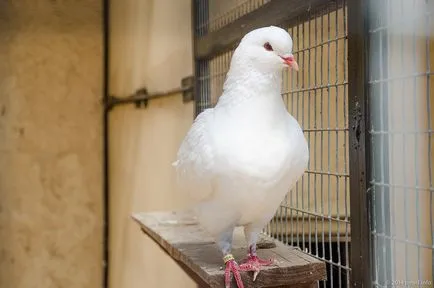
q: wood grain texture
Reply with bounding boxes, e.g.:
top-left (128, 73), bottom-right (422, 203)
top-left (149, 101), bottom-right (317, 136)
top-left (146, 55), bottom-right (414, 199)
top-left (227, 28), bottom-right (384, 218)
top-left (132, 211), bottom-right (327, 288)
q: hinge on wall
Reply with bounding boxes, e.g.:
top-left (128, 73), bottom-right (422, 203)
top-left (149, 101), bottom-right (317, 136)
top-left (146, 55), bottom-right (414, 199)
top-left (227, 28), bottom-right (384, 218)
top-left (104, 76), bottom-right (195, 111)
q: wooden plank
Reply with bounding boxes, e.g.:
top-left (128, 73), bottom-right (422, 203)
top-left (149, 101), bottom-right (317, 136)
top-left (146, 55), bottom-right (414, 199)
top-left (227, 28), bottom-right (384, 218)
top-left (195, 0), bottom-right (337, 60)
top-left (132, 211), bottom-right (327, 288)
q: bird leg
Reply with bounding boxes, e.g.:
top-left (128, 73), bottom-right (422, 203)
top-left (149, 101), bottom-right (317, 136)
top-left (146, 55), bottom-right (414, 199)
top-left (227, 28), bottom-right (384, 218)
top-left (218, 228), bottom-right (246, 288)
top-left (243, 244), bottom-right (274, 265)
top-left (240, 225), bottom-right (275, 281)
top-left (223, 254), bottom-right (245, 288)
top-left (239, 244), bottom-right (274, 281)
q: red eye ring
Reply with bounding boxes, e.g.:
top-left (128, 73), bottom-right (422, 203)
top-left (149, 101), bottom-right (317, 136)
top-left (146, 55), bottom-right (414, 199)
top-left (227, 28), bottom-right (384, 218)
top-left (264, 42), bottom-right (273, 51)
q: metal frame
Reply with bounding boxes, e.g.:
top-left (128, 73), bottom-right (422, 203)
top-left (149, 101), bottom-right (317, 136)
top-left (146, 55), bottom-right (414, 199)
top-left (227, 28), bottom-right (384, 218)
top-left (195, 0), bottom-right (332, 60)
top-left (194, 0), bottom-right (348, 61)
top-left (347, 0), bottom-right (371, 286)
top-left (103, 76), bottom-right (195, 111)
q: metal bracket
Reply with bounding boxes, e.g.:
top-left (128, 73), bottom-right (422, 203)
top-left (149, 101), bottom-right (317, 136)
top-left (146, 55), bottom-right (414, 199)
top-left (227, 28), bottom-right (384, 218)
top-left (181, 76), bottom-right (195, 103)
top-left (104, 76), bottom-right (195, 111)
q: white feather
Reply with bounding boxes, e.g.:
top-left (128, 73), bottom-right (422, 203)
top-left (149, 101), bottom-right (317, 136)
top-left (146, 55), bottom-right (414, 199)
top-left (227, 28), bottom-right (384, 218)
top-left (174, 26), bottom-right (309, 239)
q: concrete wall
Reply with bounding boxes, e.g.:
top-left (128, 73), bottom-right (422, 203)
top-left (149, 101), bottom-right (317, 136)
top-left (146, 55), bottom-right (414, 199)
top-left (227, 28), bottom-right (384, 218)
top-left (0, 1), bottom-right (103, 288)
top-left (108, 0), bottom-right (196, 287)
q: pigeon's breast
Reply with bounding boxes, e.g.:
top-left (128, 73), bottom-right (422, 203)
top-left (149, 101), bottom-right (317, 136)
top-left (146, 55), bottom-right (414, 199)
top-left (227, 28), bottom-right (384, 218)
top-left (215, 129), bottom-right (290, 183)
top-left (212, 110), bottom-right (306, 184)
top-left (208, 113), bottom-right (309, 227)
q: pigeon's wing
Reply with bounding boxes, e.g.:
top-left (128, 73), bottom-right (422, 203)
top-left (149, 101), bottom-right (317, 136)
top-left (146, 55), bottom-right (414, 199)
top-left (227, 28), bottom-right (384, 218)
top-left (173, 108), bottom-right (216, 202)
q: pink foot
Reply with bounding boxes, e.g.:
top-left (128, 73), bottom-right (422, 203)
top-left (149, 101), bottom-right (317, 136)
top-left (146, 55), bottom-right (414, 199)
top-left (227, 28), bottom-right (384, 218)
top-left (239, 254), bottom-right (274, 281)
top-left (224, 255), bottom-right (244, 288)
top-left (241, 254), bottom-right (274, 266)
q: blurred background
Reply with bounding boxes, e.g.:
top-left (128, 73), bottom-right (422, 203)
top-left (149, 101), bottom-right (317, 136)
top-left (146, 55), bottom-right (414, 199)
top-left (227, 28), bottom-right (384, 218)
top-left (0, 0), bottom-right (195, 287)
top-left (0, 0), bottom-right (433, 288)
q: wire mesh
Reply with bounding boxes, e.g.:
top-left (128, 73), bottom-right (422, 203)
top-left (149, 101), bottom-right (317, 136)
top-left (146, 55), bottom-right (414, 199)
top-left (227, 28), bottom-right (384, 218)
top-left (195, 0), bottom-right (270, 115)
top-left (208, 0), bottom-right (270, 33)
top-left (269, 2), bottom-right (350, 287)
top-left (367, 0), bottom-right (434, 287)
top-left (195, 0), bottom-right (210, 115)
top-left (194, 1), bottom-right (350, 287)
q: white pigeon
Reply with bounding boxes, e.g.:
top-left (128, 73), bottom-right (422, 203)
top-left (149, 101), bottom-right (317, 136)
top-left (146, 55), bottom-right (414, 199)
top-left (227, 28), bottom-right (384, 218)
top-left (173, 26), bottom-right (309, 288)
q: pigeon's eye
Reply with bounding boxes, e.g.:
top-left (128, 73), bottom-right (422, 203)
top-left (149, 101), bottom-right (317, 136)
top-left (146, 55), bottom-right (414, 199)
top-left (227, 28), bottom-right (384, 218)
top-left (264, 42), bottom-right (273, 51)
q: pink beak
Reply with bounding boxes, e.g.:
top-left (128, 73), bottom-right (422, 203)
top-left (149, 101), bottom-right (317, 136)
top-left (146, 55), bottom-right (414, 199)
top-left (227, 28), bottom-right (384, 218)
top-left (281, 55), bottom-right (299, 71)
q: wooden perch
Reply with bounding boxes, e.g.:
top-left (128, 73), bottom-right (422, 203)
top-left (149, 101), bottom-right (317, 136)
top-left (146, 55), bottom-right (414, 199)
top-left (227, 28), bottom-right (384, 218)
top-left (132, 211), bottom-right (327, 288)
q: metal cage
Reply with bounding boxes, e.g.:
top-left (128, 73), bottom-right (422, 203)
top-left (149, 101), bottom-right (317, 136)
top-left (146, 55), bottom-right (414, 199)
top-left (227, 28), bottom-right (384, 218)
top-left (365, 0), bottom-right (434, 287)
top-left (192, 0), bottom-right (434, 287)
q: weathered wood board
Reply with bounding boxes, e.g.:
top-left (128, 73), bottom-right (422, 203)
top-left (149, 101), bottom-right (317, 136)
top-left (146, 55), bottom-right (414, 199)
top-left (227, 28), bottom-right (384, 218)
top-left (132, 211), bottom-right (327, 288)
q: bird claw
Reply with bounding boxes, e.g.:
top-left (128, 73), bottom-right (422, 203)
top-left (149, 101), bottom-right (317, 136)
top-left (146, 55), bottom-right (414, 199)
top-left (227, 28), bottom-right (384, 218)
top-left (239, 254), bottom-right (274, 282)
top-left (240, 254), bottom-right (274, 266)
top-left (223, 254), bottom-right (274, 286)
top-left (253, 270), bottom-right (259, 282)
top-left (224, 258), bottom-right (244, 288)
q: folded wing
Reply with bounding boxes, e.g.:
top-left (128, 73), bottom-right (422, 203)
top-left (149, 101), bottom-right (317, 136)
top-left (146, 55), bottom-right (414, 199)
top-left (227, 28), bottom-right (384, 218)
top-left (173, 108), bottom-right (216, 203)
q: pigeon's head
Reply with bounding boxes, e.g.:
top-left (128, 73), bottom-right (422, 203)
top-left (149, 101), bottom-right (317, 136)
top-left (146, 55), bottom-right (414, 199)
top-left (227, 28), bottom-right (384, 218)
top-left (234, 26), bottom-right (299, 72)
